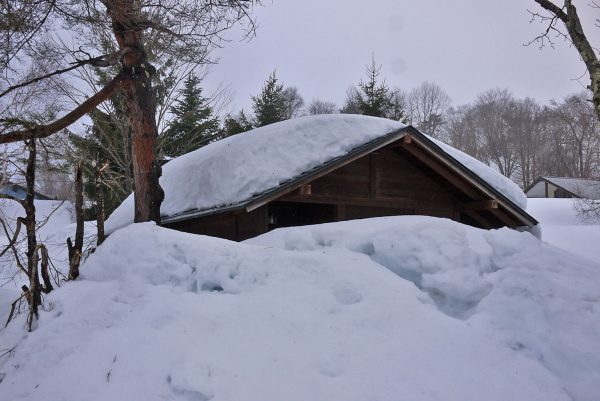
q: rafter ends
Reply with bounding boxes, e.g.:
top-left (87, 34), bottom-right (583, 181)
top-left (462, 199), bottom-right (499, 211)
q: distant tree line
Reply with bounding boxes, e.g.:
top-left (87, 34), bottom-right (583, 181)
top-left (222, 61), bottom-right (600, 191)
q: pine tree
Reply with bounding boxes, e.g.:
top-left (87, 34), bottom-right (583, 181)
top-left (161, 73), bottom-right (220, 158)
top-left (252, 71), bottom-right (288, 127)
top-left (355, 60), bottom-right (390, 117)
top-left (220, 110), bottom-right (254, 138)
top-left (69, 107), bottom-right (132, 216)
top-left (341, 58), bottom-right (407, 122)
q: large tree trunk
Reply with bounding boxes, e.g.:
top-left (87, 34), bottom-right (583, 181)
top-left (23, 139), bottom-right (41, 330)
top-left (108, 1), bottom-right (164, 224)
top-left (67, 163), bottom-right (84, 280)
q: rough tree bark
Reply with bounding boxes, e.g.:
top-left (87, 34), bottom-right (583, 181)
top-left (533, 0), bottom-right (600, 122)
top-left (67, 163), bottom-right (84, 280)
top-left (108, 2), bottom-right (164, 224)
top-left (23, 139), bottom-right (41, 330)
top-left (96, 160), bottom-right (109, 246)
top-left (1, 0), bottom-right (257, 226)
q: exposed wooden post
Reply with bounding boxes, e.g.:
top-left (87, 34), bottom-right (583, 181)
top-left (300, 184), bottom-right (312, 195)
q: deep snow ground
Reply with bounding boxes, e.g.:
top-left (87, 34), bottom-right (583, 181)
top-left (0, 199), bottom-right (97, 289)
top-left (0, 218), bottom-right (598, 401)
top-left (527, 198), bottom-right (600, 262)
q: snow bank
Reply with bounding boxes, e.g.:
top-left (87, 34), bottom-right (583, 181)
top-left (0, 199), bottom-right (74, 237)
top-left (106, 115), bottom-right (527, 232)
top-left (0, 199), bottom-right (80, 287)
top-left (1, 218), bottom-right (598, 400)
top-left (249, 217), bottom-right (600, 401)
top-left (527, 198), bottom-right (587, 225)
top-left (527, 198), bottom-right (600, 262)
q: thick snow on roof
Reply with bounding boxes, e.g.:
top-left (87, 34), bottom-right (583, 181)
top-left (544, 177), bottom-right (600, 199)
top-left (106, 114), bottom-right (527, 232)
top-left (430, 137), bottom-right (527, 209)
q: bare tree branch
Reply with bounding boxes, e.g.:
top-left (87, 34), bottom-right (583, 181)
top-left (0, 72), bottom-right (127, 144)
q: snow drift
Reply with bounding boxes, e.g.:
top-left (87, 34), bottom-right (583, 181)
top-left (527, 198), bottom-right (600, 262)
top-left (1, 217), bottom-right (598, 401)
top-left (0, 199), bottom-right (76, 286)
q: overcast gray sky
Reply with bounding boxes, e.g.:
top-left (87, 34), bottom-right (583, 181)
top-left (204, 0), bottom-right (597, 114)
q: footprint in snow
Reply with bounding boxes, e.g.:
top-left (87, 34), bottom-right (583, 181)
top-left (167, 375), bottom-right (213, 401)
top-left (332, 285), bottom-right (363, 305)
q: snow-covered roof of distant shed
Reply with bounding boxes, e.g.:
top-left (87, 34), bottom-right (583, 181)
top-left (106, 114), bottom-right (530, 233)
top-left (542, 177), bottom-right (600, 199)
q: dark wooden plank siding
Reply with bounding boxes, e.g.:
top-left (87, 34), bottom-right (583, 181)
top-left (164, 206), bottom-right (269, 241)
top-left (310, 156), bottom-right (370, 198)
top-left (164, 212), bottom-right (238, 240)
top-left (236, 206), bottom-right (268, 240)
top-left (305, 146), bottom-right (458, 220)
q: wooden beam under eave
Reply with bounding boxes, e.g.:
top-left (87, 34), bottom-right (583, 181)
top-left (280, 193), bottom-right (417, 209)
top-left (462, 199), bottom-right (499, 211)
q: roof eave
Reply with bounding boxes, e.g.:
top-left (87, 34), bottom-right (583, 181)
top-left (405, 126), bottom-right (538, 227)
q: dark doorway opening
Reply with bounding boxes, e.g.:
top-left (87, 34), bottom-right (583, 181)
top-left (268, 202), bottom-right (336, 230)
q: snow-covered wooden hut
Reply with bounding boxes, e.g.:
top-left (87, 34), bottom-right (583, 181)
top-left (525, 176), bottom-right (600, 199)
top-left (106, 115), bottom-right (537, 241)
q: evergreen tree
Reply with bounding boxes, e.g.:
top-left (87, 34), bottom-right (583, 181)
top-left (69, 38), bottom-right (180, 216)
top-left (69, 107), bottom-right (133, 216)
top-left (161, 73), bottom-right (220, 158)
top-left (341, 58), bottom-right (407, 122)
top-left (252, 71), bottom-right (288, 127)
top-left (355, 59), bottom-right (390, 117)
top-left (220, 110), bottom-right (254, 138)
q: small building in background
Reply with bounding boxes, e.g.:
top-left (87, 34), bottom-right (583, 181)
top-left (525, 177), bottom-right (600, 199)
top-left (0, 181), bottom-right (52, 201)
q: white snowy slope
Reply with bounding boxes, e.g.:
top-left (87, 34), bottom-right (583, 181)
top-left (248, 217), bottom-right (600, 401)
top-left (106, 114), bottom-right (527, 233)
top-left (0, 199), bottom-right (74, 238)
top-left (0, 218), bottom-right (598, 401)
top-left (0, 199), bottom-right (96, 287)
top-left (527, 198), bottom-right (600, 261)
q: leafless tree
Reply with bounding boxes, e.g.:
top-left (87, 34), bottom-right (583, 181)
top-left (282, 86), bottom-right (304, 119)
top-left (1, 0), bottom-right (260, 225)
top-left (307, 99), bottom-right (337, 115)
top-left (545, 93), bottom-right (600, 177)
top-left (407, 81), bottom-right (451, 138)
top-left (443, 105), bottom-right (484, 161)
top-left (529, 0), bottom-right (600, 122)
top-left (511, 98), bottom-right (547, 188)
top-left (472, 89), bottom-right (520, 179)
